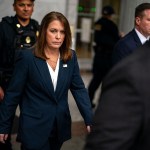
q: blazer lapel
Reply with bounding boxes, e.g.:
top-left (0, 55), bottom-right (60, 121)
top-left (55, 60), bottom-right (68, 97)
top-left (34, 57), bottom-right (55, 97)
top-left (132, 29), bottom-right (142, 46)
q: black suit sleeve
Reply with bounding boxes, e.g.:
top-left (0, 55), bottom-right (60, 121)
top-left (84, 63), bottom-right (143, 150)
top-left (112, 40), bottom-right (129, 65)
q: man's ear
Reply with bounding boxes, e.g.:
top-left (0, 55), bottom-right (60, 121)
top-left (135, 17), bottom-right (141, 25)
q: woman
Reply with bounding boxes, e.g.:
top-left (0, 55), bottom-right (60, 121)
top-left (0, 12), bottom-right (93, 150)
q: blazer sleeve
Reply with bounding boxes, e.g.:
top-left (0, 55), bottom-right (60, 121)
top-left (70, 51), bottom-right (93, 125)
top-left (0, 51), bottom-right (29, 133)
top-left (84, 63), bottom-right (143, 150)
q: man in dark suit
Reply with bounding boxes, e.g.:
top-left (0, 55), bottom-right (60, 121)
top-left (84, 40), bottom-right (150, 150)
top-left (112, 3), bottom-right (150, 65)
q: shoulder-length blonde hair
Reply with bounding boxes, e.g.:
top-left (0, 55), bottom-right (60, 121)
top-left (34, 11), bottom-right (72, 62)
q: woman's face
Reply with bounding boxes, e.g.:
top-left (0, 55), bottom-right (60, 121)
top-left (46, 20), bottom-right (65, 50)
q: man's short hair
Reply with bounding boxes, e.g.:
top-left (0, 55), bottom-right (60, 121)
top-left (14, 0), bottom-right (35, 3)
top-left (135, 3), bottom-right (150, 17)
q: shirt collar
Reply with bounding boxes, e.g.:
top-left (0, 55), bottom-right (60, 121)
top-left (135, 28), bottom-right (149, 44)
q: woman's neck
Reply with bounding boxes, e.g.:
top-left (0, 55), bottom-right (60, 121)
top-left (45, 48), bottom-right (59, 59)
top-left (45, 48), bottom-right (60, 71)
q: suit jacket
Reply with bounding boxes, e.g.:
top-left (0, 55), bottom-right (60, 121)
top-left (112, 29), bottom-right (142, 65)
top-left (0, 50), bottom-right (93, 150)
top-left (84, 41), bottom-right (150, 150)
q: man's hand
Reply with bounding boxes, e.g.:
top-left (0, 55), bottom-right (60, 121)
top-left (0, 86), bottom-right (4, 101)
top-left (0, 134), bottom-right (8, 143)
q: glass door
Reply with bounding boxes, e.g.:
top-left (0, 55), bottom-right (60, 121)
top-left (76, 0), bottom-right (96, 59)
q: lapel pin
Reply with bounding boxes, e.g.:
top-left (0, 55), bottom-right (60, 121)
top-left (63, 64), bottom-right (67, 67)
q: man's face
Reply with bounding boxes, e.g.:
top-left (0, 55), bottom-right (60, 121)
top-left (135, 9), bottom-right (150, 38)
top-left (13, 0), bottom-right (34, 21)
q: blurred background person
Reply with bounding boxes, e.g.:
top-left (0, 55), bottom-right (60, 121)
top-left (88, 5), bottom-right (120, 108)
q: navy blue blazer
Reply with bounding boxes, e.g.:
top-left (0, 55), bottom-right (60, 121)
top-left (112, 29), bottom-right (142, 66)
top-left (0, 50), bottom-right (93, 149)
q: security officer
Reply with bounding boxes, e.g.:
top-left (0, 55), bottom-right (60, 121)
top-left (0, 0), bottom-right (39, 149)
top-left (88, 5), bottom-right (120, 107)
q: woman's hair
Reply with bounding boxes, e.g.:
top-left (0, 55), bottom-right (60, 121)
top-left (34, 11), bottom-right (72, 62)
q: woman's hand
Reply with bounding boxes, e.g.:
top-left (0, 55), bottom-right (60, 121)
top-left (0, 86), bottom-right (4, 102)
top-left (0, 134), bottom-right (8, 143)
top-left (86, 125), bottom-right (92, 133)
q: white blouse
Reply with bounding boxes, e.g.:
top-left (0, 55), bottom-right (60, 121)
top-left (47, 56), bottom-right (60, 91)
top-left (135, 28), bottom-right (150, 44)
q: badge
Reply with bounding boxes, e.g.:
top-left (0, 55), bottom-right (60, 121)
top-left (63, 64), bottom-right (67, 67)
top-left (36, 31), bottom-right (39, 37)
top-left (95, 24), bottom-right (102, 31)
top-left (16, 24), bottom-right (21, 28)
top-left (26, 36), bottom-right (31, 43)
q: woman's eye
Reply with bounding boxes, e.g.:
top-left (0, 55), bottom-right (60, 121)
top-left (50, 30), bottom-right (57, 33)
top-left (61, 31), bottom-right (65, 34)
